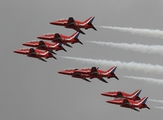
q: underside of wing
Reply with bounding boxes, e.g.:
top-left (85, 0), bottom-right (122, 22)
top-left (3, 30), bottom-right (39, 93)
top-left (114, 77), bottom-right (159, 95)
top-left (98, 78), bottom-right (108, 83)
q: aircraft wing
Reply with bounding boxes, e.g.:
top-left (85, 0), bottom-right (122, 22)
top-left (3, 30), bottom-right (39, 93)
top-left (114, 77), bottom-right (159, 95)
top-left (72, 73), bottom-right (91, 82)
top-left (64, 43), bottom-right (72, 48)
top-left (82, 78), bottom-right (91, 82)
top-left (132, 108), bottom-right (139, 112)
top-left (98, 78), bottom-right (108, 83)
top-left (74, 27), bottom-right (85, 35)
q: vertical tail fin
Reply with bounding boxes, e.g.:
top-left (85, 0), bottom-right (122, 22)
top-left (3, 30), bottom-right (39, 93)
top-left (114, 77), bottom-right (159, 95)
top-left (103, 66), bottom-right (118, 80)
top-left (131, 90), bottom-right (142, 97)
top-left (141, 97), bottom-right (148, 104)
top-left (129, 90), bottom-right (142, 99)
top-left (136, 97), bottom-right (148, 105)
top-left (67, 32), bottom-right (80, 40)
top-left (105, 66), bottom-right (117, 74)
top-left (83, 16), bottom-right (97, 31)
top-left (58, 43), bottom-right (62, 47)
top-left (83, 16), bottom-right (95, 24)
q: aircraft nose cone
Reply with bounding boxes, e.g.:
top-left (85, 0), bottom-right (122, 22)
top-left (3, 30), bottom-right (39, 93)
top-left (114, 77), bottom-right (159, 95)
top-left (106, 100), bottom-right (113, 103)
top-left (37, 35), bottom-right (44, 39)
top-left (13, 50), bottom-right (18, 53)
top-left (50, 21), bottom-right (56, 24)
top-left (101, 92), bottom-right (109, 96)
top-left (58, 71), bottom-right (64, 74)
top-left (13, 49), bottom-right (21, 53)
top-left (22, 42), bottom-right (29, 46)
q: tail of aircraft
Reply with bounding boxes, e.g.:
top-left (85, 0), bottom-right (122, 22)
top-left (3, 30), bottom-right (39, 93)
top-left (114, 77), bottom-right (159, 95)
top-left (83, 16), bottom-right (95, 25)
top-left (103, 66), bottom-right (119, 80)
top-left (66, 32), bottom-right (83, 44)
top-left (83, 16), bottom-right (97, 31)
top-left (44, 50), bottom-right (57, 59)
top-left (128, 90), bottom-right (142, 99)
top-left (135, 97), bottom-right (150, 109)
top-left (140, 97), bottom-right (148, 104)
top-left (69, 32), bottom-right (80, 39)
top-left (131, 90), bottom-right (142, 97)
top-left (107, 66), bottom-right (117, 74)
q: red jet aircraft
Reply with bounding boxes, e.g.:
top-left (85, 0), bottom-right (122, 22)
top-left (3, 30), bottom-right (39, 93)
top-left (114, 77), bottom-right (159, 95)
top-left (13, 48), bottom-right (56, 62)
top-left (106, 97), bottom-right (150, 112)
top-left (22, 40), bottom-right (67, 53)
top-left (50, 16), bottom-right (97, 34)
top-left (58, 68), bottom-right (91, 82)
top-left (37, 32), bottom-right (82, 47)
top-left (73, 66), bottom-right (119, 83)
top-left (101, 89), bottom-right (141, 101)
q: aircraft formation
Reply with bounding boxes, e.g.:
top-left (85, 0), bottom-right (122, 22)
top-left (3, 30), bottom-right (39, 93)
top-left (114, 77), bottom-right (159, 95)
top-left (101, 89), bottom-right (150, 112)
top-left (58, 66), bottom-right (118, 83)
top-left (13, 16), bottom-right (150, 112)
top-left (14, 16), bottom-right (96, 62)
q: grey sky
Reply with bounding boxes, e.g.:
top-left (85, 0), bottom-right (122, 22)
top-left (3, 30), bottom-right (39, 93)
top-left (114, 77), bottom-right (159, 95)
top-left (1, 0), bottom-right (163, 120)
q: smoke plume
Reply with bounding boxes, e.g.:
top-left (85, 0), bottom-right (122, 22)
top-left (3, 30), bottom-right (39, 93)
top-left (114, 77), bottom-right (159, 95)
top-left (99, 26), bottom-right (163, 39)
top-left (60, 56), bottom-right (163, 74)
top-left (124, 76), bottom-right (163, 85)
top-left (87, 41), bottom-right (163, 55)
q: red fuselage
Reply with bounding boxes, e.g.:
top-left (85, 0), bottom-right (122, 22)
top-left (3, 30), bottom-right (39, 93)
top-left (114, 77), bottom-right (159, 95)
top-left (37, 33), bottom-right (81, 44)
top-left (101, 91), bottom-right (141, 101)
top-left (22, 41), bottom-right (66, 51)
top-left (107, 97), bottom-right (149, 110)
top-left (74, 68), bottom-right (117, 79)
top-left (13, 48), bottom-right (55, 59)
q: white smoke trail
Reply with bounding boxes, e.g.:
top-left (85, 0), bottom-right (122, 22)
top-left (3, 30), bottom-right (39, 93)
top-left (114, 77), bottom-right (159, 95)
top-left (87, 41), bottom-right (163, 55)
top-left (60, 56), bottom-right (163, 74)
top-left (154, 106), bottom-right (163, 110)
top-left (99, 26), bottom-right (163, 39)
top-left (149, 99), bottom-right (163, 103)
top-left (124, 76), bottom-right (163, 85)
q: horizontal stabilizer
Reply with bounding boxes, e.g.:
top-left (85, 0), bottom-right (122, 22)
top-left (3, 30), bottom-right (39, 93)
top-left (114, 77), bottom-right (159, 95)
top-left (114, 75), bottom-right (119, 80)
top-left (78, 40), bottom-right (83, 45)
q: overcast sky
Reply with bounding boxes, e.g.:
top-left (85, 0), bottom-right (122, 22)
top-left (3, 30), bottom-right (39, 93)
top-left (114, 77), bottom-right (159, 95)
top-left (1, 0), bottom-right (163, 120)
